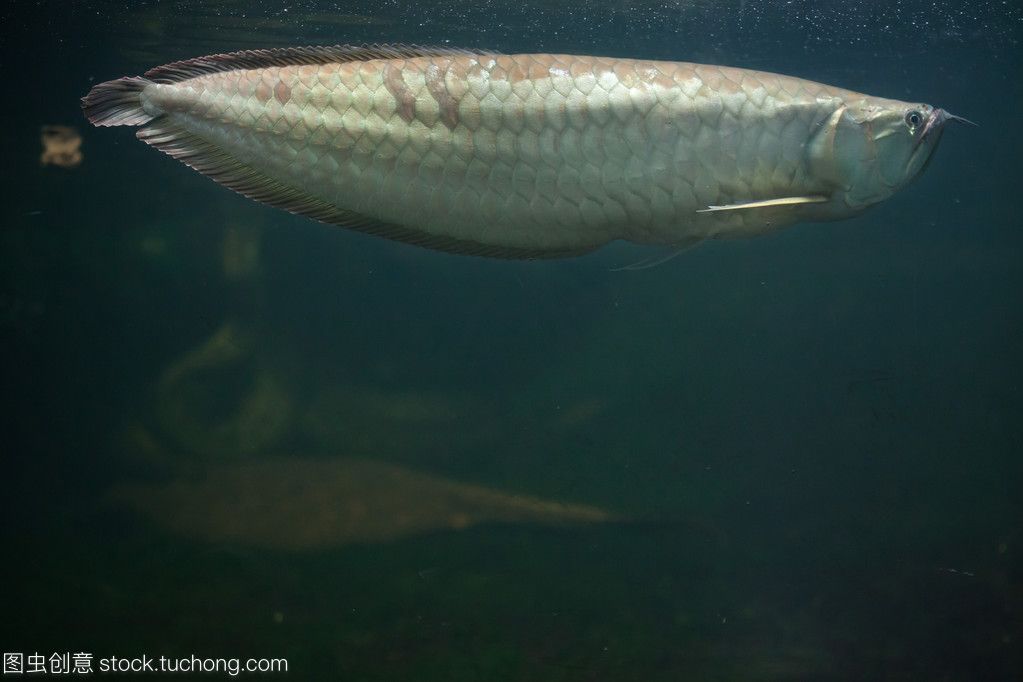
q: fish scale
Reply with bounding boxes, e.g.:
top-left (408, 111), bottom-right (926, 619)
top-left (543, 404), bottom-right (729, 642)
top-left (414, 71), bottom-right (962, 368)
top-left (82, 44), bottom-right (951, 259)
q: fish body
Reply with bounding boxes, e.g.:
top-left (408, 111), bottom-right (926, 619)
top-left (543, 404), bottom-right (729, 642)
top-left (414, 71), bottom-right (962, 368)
top-left (110, 456), bottom-right (616, 550)
top-left (83, 45), bottom-right (953, 258)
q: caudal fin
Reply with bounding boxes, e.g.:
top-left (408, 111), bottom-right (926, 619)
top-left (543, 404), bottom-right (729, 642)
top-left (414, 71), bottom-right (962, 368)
top-left (80, 76), bottom-right (157, 127)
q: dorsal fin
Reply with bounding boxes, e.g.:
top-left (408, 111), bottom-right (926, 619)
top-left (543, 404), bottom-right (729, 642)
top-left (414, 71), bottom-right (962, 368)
top-left (144, 43), bottom-right (497, 84)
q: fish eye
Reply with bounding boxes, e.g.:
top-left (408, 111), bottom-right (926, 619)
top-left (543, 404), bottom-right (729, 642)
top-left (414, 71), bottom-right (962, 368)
top-left (905, 110), bottom-right (923, 130)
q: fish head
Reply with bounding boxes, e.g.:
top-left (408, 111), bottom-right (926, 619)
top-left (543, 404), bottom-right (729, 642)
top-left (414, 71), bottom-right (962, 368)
top-left (819, 96), bottom-right (970, 211)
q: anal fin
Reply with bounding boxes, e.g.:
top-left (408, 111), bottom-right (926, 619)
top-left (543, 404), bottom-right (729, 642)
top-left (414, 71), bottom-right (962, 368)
top-left (136, 121), bottom-right (590, 260)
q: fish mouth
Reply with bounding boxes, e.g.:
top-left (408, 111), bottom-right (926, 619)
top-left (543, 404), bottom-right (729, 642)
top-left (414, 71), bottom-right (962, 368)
top-left (913, 108), bottom-right (977, 151)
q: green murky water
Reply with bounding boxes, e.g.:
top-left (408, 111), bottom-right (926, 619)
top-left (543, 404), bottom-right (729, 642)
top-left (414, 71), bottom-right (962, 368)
top-left (2, 1), bottom-right (1021, 679)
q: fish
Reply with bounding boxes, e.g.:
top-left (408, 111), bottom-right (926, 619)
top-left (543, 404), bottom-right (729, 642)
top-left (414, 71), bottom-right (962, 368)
top-left (40, 125), bottom-right (83, 168)
top-left (81, 44), bottom-right (969, 259)
top-left (109, 456), bottom-right (616, 550)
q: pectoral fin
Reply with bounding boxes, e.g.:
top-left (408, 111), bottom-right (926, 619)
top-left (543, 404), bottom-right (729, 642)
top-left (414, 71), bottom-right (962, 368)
top-left (696, 196), bottom-right (829, 213)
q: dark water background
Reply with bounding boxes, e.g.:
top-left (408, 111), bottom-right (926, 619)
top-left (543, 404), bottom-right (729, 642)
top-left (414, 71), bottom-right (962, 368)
top-left (2, 1), bottom-right (1022, 679)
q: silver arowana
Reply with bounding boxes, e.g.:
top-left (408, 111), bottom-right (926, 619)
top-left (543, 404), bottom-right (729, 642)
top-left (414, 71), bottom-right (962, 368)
top-left (82, 45), bottom-right (967, 259)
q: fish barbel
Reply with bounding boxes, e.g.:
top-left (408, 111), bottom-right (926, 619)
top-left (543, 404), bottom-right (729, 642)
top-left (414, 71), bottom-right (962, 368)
top-left (82, 44), bottom-right (961, 259)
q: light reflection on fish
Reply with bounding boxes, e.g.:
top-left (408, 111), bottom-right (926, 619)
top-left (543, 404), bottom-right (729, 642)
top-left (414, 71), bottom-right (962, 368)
top-left (82, 44), bottom-right (968, 259)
